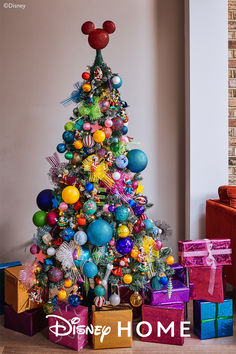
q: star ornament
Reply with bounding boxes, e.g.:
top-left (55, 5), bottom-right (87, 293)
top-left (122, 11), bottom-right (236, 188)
top-left (35, 250), bottom-right (46, 263)
top-left (136, 182), bottom-right (144, 194)
top-left (52, 196), bottom-right (59, 208)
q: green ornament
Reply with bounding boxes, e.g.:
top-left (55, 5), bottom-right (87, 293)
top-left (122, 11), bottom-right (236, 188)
top-left (92, 247), bottom-right (102, 265)
top-left (64, 122), bottom-right (75, 131)
top-left (65, 152), bottom-right (73, 160)
top-left (150, 276), bottom-right (163, 290)
top-left (43, 301), bottom-right (55, 314)
top-left (32, 211), bottom-right (47, 227)
top-left (84, 276), bottom-right (90, 297)
top-left (111, 143), bottom-right (120, 153)
top-left (111, 142), bottom-right (125, 157)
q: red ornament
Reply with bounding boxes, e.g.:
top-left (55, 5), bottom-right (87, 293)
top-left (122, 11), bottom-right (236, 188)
top-left (78, 216), bottom-right (86, 226)
top-left (52, 237), bottom-right (63, 246)
top-left (123, 116), bottom-right (129, 123)
top-left (103, 21), bottom-right (116, 34)
top-left (102, 127), bottom-right (112, 138)
top-left (46, 210), bottom-right (58, 227)
top-left (81, 21), bottom-right (95, 34)
top-left (82, 72), bottom-right (90, 80)
top-left (81, 21), bottom-right (116, 50)
top-left (74, 200), bottom-right (82, 211)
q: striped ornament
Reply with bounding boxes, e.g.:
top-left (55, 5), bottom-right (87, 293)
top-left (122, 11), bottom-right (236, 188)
top-left (139, 214), bottom-right (147, 221)
top-left (94, 296), bottom-right (105, 308)
top-left (83, 135), bottom-right (95, 148)
top-left (134, 196), bottom-right (147, 206)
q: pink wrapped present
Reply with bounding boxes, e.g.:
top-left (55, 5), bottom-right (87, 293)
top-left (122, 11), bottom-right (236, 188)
top-left (178, 239), bottom-right (231, 268)
top-left (188, 266), bottom-right (224, 303)
top-left (48, 301), bottom-right (88, 351)
top-left (141, 304), bottom-right (185, 345)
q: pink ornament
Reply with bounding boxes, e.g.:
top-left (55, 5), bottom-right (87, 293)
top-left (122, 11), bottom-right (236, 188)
top-left (59, 202), bottom-right (68, 211)
top-left (103, 204), bottom-right (109, 212)
top-left (104, 119), bottom-right (113, 128)
top-left (46, 210), bottom-right (58, 226)
top-left (120, 136), bottom-right (129, 143)
top-left (109, 237), bottom-right (116, 246)
top-left (30, 244), bottom-right (39, 255)
top-left (112, 117), bottom-right (124, 131)
top-left (102, 127), bottom-right (112, 138)
top-left (99, 98), bottom-right (110, 113)
top-left (83, 122), bottom-right (91, 131)
top-left (155, 240), bottom-right (163, 250)
top-left (132, 180), bottom-right (139, 189)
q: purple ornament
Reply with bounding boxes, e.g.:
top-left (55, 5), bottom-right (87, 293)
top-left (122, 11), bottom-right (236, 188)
top-left (133, 205), bottom-right (145, 216)
top-left (116, 237), bottom-right (133, 254)
top-left (30, 244), bottom-right (39, 255)
top-left (48, 267), bottom-right (63, 283)
top-left (155, 240), bottom-right (163, 250)
top-left (108, 205), bottom-right (115, 212)
top-left (112, 117), bottom-right (124, 131)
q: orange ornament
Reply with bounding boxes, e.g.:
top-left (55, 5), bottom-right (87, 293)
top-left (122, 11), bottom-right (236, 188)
top-left (74, 140), bottom-right (83, 150)
top-left (64, 279), bottom-right (73, 288)
top-left (130, 249), bottom-right (139, 259)
top-left (123, 116), bottom-right (129, 123)
top-left (123, 274), bottom-right (132, 284)
top-left (57, 289), bottom-right (67, 300)
top-left (166, 256), bottom-right (175, 265)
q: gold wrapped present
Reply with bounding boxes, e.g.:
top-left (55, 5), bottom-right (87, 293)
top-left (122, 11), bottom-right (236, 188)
top-left (91, 304), bottom-right (133, 349)
top-left (4, 266), bottom-right (42, 313)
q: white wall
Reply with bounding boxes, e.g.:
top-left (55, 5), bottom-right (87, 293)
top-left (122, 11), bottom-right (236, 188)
top-left (185, 0), bottom-right (228, 239)
top-left (0, 0), bottom-right (185, 262)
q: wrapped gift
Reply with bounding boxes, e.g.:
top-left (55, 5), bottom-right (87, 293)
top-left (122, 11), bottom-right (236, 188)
top-left (144, 279), bottom-right (189, 306)
top-left (116, 284), bottom-right (142, 319)
top-left (193, 299), bottom-right (233, 339)
top-left (91, 304), bottom-right (132, 349)
top-left (48, 301), bottom-right (88, 351)
top-left (178, 239), bottom-right (231, 268)
top-left (141, 304), bottom-right (185, 345)
top-left (170, 263), bottom-right (187, 283)
top-left (4, 265), bottom-right (42, 313)
top-left (189, 266), bottom-right (224, 303)
top-left (0, 261), bottom-right (21, 314)
top-left (4, 304), bottom-right (47, 336)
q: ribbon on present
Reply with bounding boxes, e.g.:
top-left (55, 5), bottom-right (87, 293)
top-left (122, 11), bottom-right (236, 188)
top-left (201, 303), bottom-right (233, 337)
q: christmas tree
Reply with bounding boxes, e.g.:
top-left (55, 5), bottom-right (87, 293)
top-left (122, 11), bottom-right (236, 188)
top-left (22, 21), bottom-right (175, 312)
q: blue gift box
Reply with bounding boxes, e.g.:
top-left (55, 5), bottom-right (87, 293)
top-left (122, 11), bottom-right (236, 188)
top-left (193, 299), bottom-right (233, 339)
top-left (0, 261), bottom-right (21, 314)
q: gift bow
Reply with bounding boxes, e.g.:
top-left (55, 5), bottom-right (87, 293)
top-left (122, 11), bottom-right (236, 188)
top-left (205, 240), bottom-right (216, 295)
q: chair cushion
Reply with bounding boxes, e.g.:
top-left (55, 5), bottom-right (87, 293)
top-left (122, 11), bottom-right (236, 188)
top-left (218, 185), bottom-right (236, 208)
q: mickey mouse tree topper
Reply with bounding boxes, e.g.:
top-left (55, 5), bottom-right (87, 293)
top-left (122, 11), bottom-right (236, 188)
top-left (81, 21), bottom-right (116, 50)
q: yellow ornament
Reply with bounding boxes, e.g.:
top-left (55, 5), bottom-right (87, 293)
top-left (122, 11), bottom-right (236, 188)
top-left (166, 256), bottom-right (175, 265)
top-left (93, 130), bottom-right (106, 143)
top-left (62, 186), bottom-right (80, 204)
top-left (123, 274), bottom-right (132, 284)
top-left (82, 83), bottom-right (91, 92)
top-left (57, 289), bottom-right (67, 300)
top-left (117, 225), bottom-right (129, 238)
top-left (74, 140), bottom-right (83, 150)
top-left (130, 292), bottom-right (143, 307)
top-left (136, 182), bottom-right (144, 194)
top-left (64, 279), bottom-right (73, 288)
top-left (130, 248), bottom-right (139, 259)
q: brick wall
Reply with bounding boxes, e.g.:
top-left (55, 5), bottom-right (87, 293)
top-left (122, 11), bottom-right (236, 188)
top-left (229, 1), bottom-right (236, 184)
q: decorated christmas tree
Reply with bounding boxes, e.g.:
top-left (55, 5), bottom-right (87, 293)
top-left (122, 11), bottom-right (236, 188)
top-left (22, 21), bottom-right (175, 312)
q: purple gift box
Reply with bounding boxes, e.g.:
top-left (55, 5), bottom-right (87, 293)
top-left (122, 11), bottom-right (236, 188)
top-left (170, 263), bottom-right (195, 298)
top-left (4, 304), bottom-right (47, 336)
top-left (144, 279), bottom-right (189, 306)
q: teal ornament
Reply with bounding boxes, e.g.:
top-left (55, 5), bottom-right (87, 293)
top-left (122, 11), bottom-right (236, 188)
top-left (74, 247), bottom-right (90, 268)
top-left (115, 206), bottom-right (129, 221)
top-left (83, 200), bottom-right (97, 215)
top-left (75, 119), bottom-right (84, 131)
top-left (150, 276), bottom-right (163, 290)
top-left (144, 219), bottom-right (154, 230)
top-left (127, 149), bottom-right (148, 173)
top-left (87, 219), bottom-right (113, 246)
top-left (111, 75), bottom-right (122, 89)
top-left (94, 285), bottom-right (106, 296)
top-left (83, 261), bottom-right (98, 278)
top-left (62, 131), bottom-right (74, 143)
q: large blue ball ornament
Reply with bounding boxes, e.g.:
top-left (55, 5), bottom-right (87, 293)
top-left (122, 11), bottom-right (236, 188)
top-left (62, 131), bottom-right (74, 143)
top-left (36, 189), bottom-right (53, 211)
top-left (68, 294), bottom-right (81, 307)
top-left (116, 237), bottom-right (133, 254)
top-left (62, 227), bottom-right (75, 242)
top-left (57, 143), bottom-right (67, 153)
top-left (127, 149), bottom-right (148, 173)
top-left (83, 261), bottom-right (98, 278)
top-left (87, 219), bottom-right (113, 246)
top-left (115, 206), bottom-right (129, 221)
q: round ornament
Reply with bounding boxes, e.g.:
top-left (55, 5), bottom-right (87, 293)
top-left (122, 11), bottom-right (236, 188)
top-left (144, 219), bottom-right (153, 230)
top-left (130, 292), bottom-right (143, 307)
top-left (82, 72), bottom-right (90, 80)
top-left (115, 206), bottom-right (129, 221)
top-left (150, 276), bottom-right (163, 290)
top-left (133, 205), bottom-right (145, 216)
top-left (83, 200), bottom-right (97, 215)
top-left (64, 278), bottom-right (73, 288)
top-left (74, 230), bottom-right (87, 245)
top-left (93, 130), bottom-right (106, 143)
top-left (115, 155), bottom-right (128, 169)
top-left (109, 293), bottom-right (120, 306)
top-left (44, 258), bottom-right (53, 266)
top-left (58, 289), bottom-right (67, 300)
top-left (59, 202), bottom-right (68, 211)
top-left (123, 274), bottom-right (132, 284)
top-left (104, 118), bottom-right (113, 128)
top-left (74, 200), bottom-right (82, 211)
top-left (108, 205), bottom-right (115, 212)
top-left (85, 183), bottom-right (94, 192)
top-left (127, 149), bottom-right (148, 173)
top-left (65, 151), bottom-right (73, 160)
top-left (160, 276), bottom-right (168, 286)
top-left (132, 180), bottom-right (139, 189)
top-left (94, 285), bottom-right (106, 296)
top-left (112, 171), bottom-right (121, 180)
top-left (47, 247), bottom-right (56, 256)
top-left (71, 152), bottom-right (82, 166)
top-left (62, 186), bottom-right (80, 204)
top-left (36, 189), bottom-right (53, 211)
top-left (68, 294), bottom-right (81, 307)
top-left (130, 248), bottom-right (139, 259)
top-left (83, 261), bottom-right (98, 278)
top-left (122, 126), bottom-right (128, 134)
top-left (74, 140), bottom-right (83, 150)
top-left (166, 256), bottom-right (175, 265)
top-left (155, 240), bottom-right (163, 250)
top-left (64, 122), bottom-right (75, 131)
top-left (87, 219), bottom-right (113, 246)
top-left (102, 127), bottom-right (112, 138)
top-left (48, 267), bottom-right (63, 283)
top-left (99, 98), bottom-right (110, 113)
top-left (62, 227), bottom-right (75, 242)
top-left (102, 204), bottom-right (109, 212)
top-left (30, 244), bottom-right (39, 255)
top-left (116, 237), bottom-right (133, 254)
top-left (77, 216), bottom-right (86, 226)
top-left (112, 117), bottom-right (124, 131)
top-left (120, 136), bottom-right (129, 144)
top-left (117, 225), bottom-right (129, 238)
top-left (83, 135), bottom-right (95, 148)
top-left (97, 148), bottom-right (107, 158)
top-left (94, 296), bottom-right (105, 308)
top-left (111, 75), bottom-right (122, 89)
top-left (32, 211), bottom-right (47, 227)
top-left (57, 143), bottom-right (67, 153)
top-left (43, 301), bottom-right (55, 314)
top-left (82, 83), bottom-right (91, 92)
top-left (83, 122), bottom-right (91, 131)
top-left (62, 131), bottom-right (74, 143)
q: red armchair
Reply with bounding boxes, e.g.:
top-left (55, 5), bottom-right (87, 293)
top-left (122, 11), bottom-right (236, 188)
top-left (206, 187), bottom-right (236, 288)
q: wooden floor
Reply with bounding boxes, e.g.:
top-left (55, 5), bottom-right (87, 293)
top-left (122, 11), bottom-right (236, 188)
top-left (0, 302), bottom-right (235, 354)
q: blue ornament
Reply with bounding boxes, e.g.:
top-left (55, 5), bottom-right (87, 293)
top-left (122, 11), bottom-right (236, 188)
top-left (44, 258), bottom-right (53, 266)
top-left (62, 131), bottom-right (74, 143)
top-left (62, 227), bottom-right (75, 242)
top-left (127, 149), bottom-right (148, 173)
top-left (160, 276), bottom-right (168, 286)
top-left (116, 237), bottom-right (133, 254)
top-left (36, 189), bottom-right (53, 211)
top-left (87, 219), bottom-right (113, 246)
top-left (111, 75), bottom-right (122, 89)
top-left (68, 294), bottom-right (81, 307)
top-left (94, 285), bottom-right (106, 296)
top-left (133, 205), bottom-right (145, 216)
top-left (150, 276), bottom-right (163, 290)
top-left (57, 143), bottom-right (67, 153)
top-left (144, 219), bottom-right (154, 230)
top-left (74, 247), bottom-right (90, 268)
top-left (115, 155), bottom-right (128, 169)
top-left (83, 200), bottom-right (97, 215)
top-left (115, 206), bottom-right (129, 221)
top-left (85, 183), bottom-right (94, 192)
top-left (74, 230), bottom-right (87, 245)
top-left (83, 261), bottom-right (98, 278)
top-left (108, 205), bottom-right (115, 212)
top-left (84, 147), bottom-right (95, 155)
top-left (128, 200), bottom-right (136, 208)
top-left (121, 126), bottom-right (128, 135)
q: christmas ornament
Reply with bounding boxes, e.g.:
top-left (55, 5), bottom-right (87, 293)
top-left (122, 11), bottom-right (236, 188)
top-left (82, 83), bottom-right (91, 92)
top-left (47, 247), bottom-right (56, 256)
top-left (59, 202), bottom-right (68, 211)
top-left (130, 248), bottom-right (139, 259)
top-left (166, 256), bottom-right (175, 265)
top-left (115, 155), bottom-right (128, 169)
top-left (115, 206), bottom-right (129, 221)
top-left (150, 276), bottom-right (163, 290)
top-left (65, 151), bottom-right (73, 160)
top-left (71, 152), bottom-right (82, 167)
top-left (57, 143), bottom-right (67, 153)
top-left (64, 278), bottom-right (73, 288)
top-left (36, 189), bottom-right (53, 211)
top-left (108, 205), bottom-right (115, 212)
top-left (83, 122), bottom-right (91, 131)
top-left (74, 200), bottom-right (82, 211)
top-left (112, 171), bottom-right (121, 180)
top-left (62, 227), bottom-right (75, 242)
top-left (94, 296), bottom-right (105, 307)
top-left (101, 263), bottom-right (113, 286)
top-left (122, 126), bottom-right (128, 134)
top-left (160, 276), bottom-right (168, 286)
top-left (133, 220), bottom-right (145, 233)
top-left (48, 267), bottom-right (63, 283)
top-left (116, 237), bottom-right (133, 254)
top-left (132, 180), bottom-right (139, 190)
top-left (109, 293), bottom-right (120, 306)
top-left (73, 247), bottom-right (90, 267)
top-left (82, 20), bottom-right (115, 50)
top-left (120, 136), bottom-right (129, 144)
top-left (43, 301), bottom-right (55, 314)
top-left (99, 98), bottom-right (110, 112)
top-left (77, 216), bottom-right (86, 226)
top-left (68, 294), bottom-right (81, 307)
top-left (46, 210), bottom-right (58, 226)
top-left (64, 122), bottom-right (75, 131)
top-left (79, 97), bottom-right (101, 121)
top-left (117, 225), bottom-right (129, 238)
top-left (32, 211), bottom-right (47, 227)
top-left (83, 261), bottom-right (98, 278)
top-left (83, 200), bottom-right (97, 215)
top-left (112, 117), bottom-right (124, 131)
top-left (83, 135), bottom-right (95, 148)
top-left (30, 244), bottom-right (39, 255)
top-left (167, 278), bottom-right (173, 299)
top-left (102, 127), bottom-right (112, 138)
top-left (154, 240), bottom-right (163, 250)
top-left (133, 205), bottom-right (145, 216)
top-left (94, 285), bottom-right (106, 296)
top-left (58, 288), bottom-right (67, 300)
top-left (118, 257), bottom-right (130, 267)
top-left (127, 149), bottom-right (148, 173)
top-left (82, 72), bottom-right (90, 80)
top-left (111, 75), bottom-right (122, 89)
top-left (74, 231), bottom-right (87, 245)
top-left (62, 186), bottom-right (80, 204)
top-left (85, 182), bottom-right (94, 192)
top-left (135, 195), bottom-right (147, 205)
top-left (105, 118), bottom-right (113, 127)
top-left (123, 274), bottom-right (132, 284)
top-left (92, 247), bottom-right (103, 264)
top-left (52, 196), bottom-right (59, 208)
top-left (87, 219), bottom-right (113, 246)
top-left (82, 154), bottom-right (114, 187)
top-left (56, 241), bottom-right (75, 270)
top-left (62, 131), bottom-right (74, 143)
top-left (93, 130), bottom-right (106, 143)
top-left (130, 292), bottom-right (143, 307)
top-left (74, 140), bottom-right (83, 150)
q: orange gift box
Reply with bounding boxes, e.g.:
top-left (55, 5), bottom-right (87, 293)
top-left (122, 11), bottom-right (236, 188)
top-left (4, 266), bottom-right (42, 313)
top-left (91, 304), bottom-right (133, 349)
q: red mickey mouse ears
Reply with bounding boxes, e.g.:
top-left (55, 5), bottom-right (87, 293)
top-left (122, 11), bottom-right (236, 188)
top-left (81, 21), bottom-right (116, 50)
